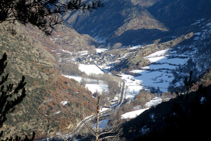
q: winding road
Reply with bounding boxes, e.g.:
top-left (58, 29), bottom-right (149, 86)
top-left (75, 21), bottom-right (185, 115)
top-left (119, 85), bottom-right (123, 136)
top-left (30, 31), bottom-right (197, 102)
top-left (63, 79), bottom-right (126, 140)
top-left (63, 71), bottom-right (126, 140)
top-left (39, 64), bottom-right (126, 141)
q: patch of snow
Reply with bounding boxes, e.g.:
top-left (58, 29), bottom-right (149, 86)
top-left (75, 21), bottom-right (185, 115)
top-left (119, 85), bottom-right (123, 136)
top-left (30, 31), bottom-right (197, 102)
top-left (100, 108), bottom-right (109, 112)
top-left (60, 49), bottom-right (72, 55)
top-left (54, 111), bottom-right (61, 115)
top-left (61, 101), bottom-right (69, 106)
top-left (133, 105), bottom-right (142, 110)
top-left (134, 70), bottom-right (173, 92)
top-left (142, 66), bottom-right (150, 70)
top-left (145, 49), bottom-right (169, 58)
top-left (119, 48), bottom-right (191, 95)
top-left (56, 132), bottom-right (62, 136)
top-left (145, 97), bottom-right (162, 108)
top-left (93, 119), bottom-right (110, 129)
top-left (130, 70), bottom-right (145, 73)
top-left (121, 108), bottom-right (149, 119)
top-left (120, 74), bottom-right (143, 99)
top-left (121, 74), bottom-right (134, 80)
top-left (78, 50), bottom-right (88, 56)
top-left (99, 119), bottom-right (110, 129)
top-left (146, 56), bottom-right (166, 63)
top-left (158, 57), bottom-right (189, 65)
top-left (79, 64), bottom-right (104, 75)
top-left (129, 45), bottom-right (142, 50)
top-left (99, 64), bottom-right (112, 70)
top-left (118, 52), bottom-right (132, 60)
top-left (85, 83), bottom-right (108, 94)
top-left (63, 74), bottom-right (109, 94)
top-left (62, 75), bottom-right (82, 82)
top-left (125, 85), bottom-right (144, 99)
top-left (149, 63), bottom-right (178, 70)
top-left (43, 99), bottom-right (53, 103)
top-left (96, 48), bottom-right (108, 53)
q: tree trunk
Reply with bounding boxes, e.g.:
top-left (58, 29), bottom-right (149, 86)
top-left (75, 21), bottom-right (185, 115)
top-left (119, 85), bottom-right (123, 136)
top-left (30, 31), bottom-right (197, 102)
top-left (96, 97), bottom-right (100, 141)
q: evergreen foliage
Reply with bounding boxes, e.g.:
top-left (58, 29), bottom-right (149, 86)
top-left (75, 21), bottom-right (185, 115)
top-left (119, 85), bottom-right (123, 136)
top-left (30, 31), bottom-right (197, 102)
top-left (0, 0), bottom-right (104, 35)
top-left (0, 53), bottom-right (34, 140)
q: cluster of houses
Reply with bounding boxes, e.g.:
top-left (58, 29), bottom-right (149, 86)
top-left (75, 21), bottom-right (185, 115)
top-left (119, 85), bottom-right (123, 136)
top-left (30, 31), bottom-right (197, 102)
top-left (76, 53), bottom-right (114, 65)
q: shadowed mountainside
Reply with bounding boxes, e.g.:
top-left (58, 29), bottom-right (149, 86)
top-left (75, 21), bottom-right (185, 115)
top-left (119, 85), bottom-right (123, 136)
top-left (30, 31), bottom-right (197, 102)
top-left (63, 0), bottom-right (166, 46)
top-left (63, 0), bottom-right (211, 46)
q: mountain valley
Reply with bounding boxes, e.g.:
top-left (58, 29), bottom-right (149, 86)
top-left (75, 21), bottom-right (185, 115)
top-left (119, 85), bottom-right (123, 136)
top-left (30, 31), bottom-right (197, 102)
top-left (1, 0), bottom-right (211, 140)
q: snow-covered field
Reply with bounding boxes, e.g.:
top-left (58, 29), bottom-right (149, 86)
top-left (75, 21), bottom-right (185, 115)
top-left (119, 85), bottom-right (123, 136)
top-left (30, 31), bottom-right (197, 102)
top-left (121, 74), bottom-right (143, 99)
top-left (122, 19), bottom-right (211, 97)
top-left (85, 83), bottom-right (108, 94)
top-left (63, 64), bottom-right (108, 94)
top-left (64, 45), bottom-right (193, 115)
top-left (79, 64), bottom-right (104, 75)
top-left (145, 49), bottom-right (169, 62)
top-left (120, 48), bottom-right (191, 97)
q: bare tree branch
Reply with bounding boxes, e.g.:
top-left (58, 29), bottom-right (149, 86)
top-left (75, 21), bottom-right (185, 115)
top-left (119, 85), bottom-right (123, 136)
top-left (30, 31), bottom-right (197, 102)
top-left (83, 96), bottom-right (121, 141)
top-left (84, 122), bottom-right (96, 136)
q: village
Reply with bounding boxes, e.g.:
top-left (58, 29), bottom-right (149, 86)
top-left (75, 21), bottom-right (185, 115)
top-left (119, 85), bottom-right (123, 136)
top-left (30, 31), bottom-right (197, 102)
top-left (75, 50), bottom-right (115, 66)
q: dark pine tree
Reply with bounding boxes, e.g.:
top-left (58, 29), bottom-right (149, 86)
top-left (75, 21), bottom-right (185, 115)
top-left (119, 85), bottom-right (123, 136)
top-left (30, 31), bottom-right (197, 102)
top-left (0, 53), bottom-right (35, 140)
top-left (0, 0), bottom-right (104, 35)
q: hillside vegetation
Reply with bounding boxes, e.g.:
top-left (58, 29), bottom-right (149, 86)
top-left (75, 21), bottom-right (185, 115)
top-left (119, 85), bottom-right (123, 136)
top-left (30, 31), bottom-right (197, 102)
top-left (0, 23), bottom-right (96, 139)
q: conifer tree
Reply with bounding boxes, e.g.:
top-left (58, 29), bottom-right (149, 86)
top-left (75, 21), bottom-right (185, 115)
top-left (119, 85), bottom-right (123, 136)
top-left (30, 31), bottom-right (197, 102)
top-left (0, 53), bottom-right (34, 140)
top-left (0, 0), bottom-right (104, 35)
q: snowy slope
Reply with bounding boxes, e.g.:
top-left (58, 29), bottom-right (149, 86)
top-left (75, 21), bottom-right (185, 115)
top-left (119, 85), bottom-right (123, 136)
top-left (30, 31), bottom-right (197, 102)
top-left (119, 46), bottom-right (190, 99)
top-left (121, 108), bottom-right (148, 119)
top-left (62, 49), bottom-right (110, 94)
top-left (85, 83), bottom-right (108, 94)
top-left (122, 19), bottom-right (211, 95)
top-left (62, 75), bottom-right (109, 94)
